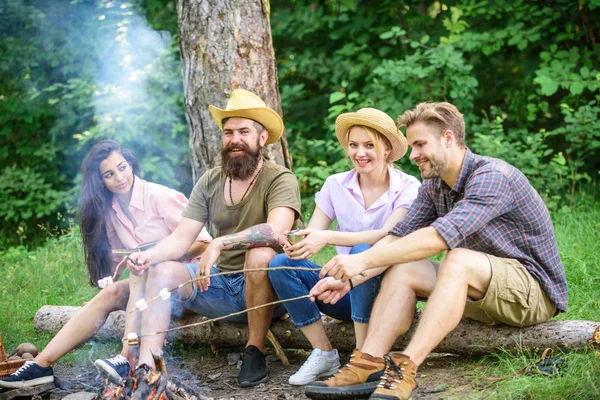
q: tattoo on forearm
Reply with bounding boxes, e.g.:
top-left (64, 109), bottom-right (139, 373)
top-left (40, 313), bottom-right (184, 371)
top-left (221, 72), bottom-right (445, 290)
top-left (221, 224), bottom-right (279, 250)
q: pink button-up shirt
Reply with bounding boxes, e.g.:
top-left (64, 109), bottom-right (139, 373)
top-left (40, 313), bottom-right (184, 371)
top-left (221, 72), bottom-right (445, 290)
top-left (106, 176), bottom-right (212, 266)
top-left (315, 167), bottom-right (420, 255)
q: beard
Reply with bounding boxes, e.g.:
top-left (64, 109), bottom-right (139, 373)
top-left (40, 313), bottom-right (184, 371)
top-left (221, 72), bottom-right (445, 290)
top-left (221, 138), bottom-right (263, 180)
top-left (419, 146), bottom-right (448, 180)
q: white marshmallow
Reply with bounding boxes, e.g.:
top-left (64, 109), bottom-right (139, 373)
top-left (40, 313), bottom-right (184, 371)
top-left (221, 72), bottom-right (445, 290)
top-left (98, 276), bottom-right (114, 289)
top-left (135, 298), bottom-right (148, 311)
top-left (159, 288), bottom-right (171, 300)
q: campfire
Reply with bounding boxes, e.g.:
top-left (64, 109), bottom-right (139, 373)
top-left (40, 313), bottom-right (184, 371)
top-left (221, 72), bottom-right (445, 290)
top-left (97, 357), bottom-right (212, 400)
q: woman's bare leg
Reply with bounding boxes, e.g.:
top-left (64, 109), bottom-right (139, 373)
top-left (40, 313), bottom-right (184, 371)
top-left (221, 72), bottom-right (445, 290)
top-left (300, 320), bottom-right (333, 351)
top-left (35, 280), bottom-right (129, 367)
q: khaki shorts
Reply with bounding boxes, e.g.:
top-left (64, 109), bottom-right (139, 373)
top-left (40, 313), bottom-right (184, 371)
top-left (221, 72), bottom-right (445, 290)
top-left (463, 254), bottom-right (556, 327)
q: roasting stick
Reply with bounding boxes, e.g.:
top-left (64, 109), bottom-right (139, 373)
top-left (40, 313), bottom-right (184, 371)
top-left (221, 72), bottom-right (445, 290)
top-left (125, 294), bottom-right (313, 365)
top-left (98, 243), bottom-right (157, 288)
top-left (127, 294), bottom-right (313, 342)
top-left (98, 256), bottom-right (128, 288)
top-left (266, 329), bottom-right (289, 366)
top-left (130, 266), bottom-right (327, 313)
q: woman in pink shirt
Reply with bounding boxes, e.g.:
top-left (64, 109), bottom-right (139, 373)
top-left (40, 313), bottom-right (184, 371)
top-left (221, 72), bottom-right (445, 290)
top-left (269, 108), bottom-right (420, 385)
top-left (1, 140), bottom-right (211, 388)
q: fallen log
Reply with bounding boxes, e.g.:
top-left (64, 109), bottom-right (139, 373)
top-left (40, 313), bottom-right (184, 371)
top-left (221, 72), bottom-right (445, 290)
top-left (34, 306), bottom-right (599, 356)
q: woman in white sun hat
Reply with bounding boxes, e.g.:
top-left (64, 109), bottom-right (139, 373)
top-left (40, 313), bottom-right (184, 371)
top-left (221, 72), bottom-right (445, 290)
top-left (269, 107), bottom-right (421, 385)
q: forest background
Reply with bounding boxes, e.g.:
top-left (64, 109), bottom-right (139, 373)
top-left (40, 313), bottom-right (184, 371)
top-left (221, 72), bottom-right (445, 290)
top-left (1, 0), bottom-right (599, 248)
top-left (1, 2), bottom-right (599, 398)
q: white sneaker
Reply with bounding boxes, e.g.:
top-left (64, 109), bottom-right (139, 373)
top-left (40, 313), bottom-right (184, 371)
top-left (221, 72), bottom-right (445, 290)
top-left (288, 348), bottom-right (341, 385)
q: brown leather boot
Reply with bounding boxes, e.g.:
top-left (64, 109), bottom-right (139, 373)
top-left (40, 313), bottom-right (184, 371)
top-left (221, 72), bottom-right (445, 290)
top-left (305, 349), bottom-right (385, 399)
top-left (369, 353), bottom-right (418, 400)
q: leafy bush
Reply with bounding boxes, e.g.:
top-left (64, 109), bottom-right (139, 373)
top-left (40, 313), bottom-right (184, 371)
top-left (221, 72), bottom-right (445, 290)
top-left (0, 165), bottom-right (69, 247)
top-left (1, 0), bottom-right (599, 246)
top-left (0, 0), bottom-right (191, 247)
top-left (272, 0), bottom-right (600, 211)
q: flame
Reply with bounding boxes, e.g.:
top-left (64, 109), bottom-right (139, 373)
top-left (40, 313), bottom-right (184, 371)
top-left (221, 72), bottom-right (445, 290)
top-left (146, 369), bottom-right (161, 385)
top-left (147, 388), bottom-right (157, 400)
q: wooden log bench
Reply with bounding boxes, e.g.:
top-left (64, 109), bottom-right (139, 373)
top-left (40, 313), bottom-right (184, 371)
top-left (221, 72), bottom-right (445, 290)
top-left (34, 306), bottom-right (600, 356)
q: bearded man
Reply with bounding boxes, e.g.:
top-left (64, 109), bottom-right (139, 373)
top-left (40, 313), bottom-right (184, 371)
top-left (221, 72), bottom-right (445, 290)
top-left (305, 102), bottom-right (567, 400)
top-left (125, 89), bottom-right (302, 387)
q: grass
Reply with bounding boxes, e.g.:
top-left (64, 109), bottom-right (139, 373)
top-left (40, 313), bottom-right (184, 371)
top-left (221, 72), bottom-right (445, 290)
top-left (468, 198), bottom-right (600, 399)
top-left (1, 197), bottom-right (599, 398)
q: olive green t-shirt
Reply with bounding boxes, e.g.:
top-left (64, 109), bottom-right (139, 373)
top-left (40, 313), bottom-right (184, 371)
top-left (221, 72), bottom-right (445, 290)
top-left (182, 161), bottom-right (302, 272)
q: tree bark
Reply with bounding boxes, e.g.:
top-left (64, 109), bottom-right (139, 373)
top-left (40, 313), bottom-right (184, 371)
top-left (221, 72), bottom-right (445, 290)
top-left (34, 306), bottom-right (600, 356)
top-left (177, 0), bottom-right (291, 182)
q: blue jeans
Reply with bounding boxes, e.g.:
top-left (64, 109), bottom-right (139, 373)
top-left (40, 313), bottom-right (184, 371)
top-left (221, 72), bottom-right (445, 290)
top-left (178, 264), bottom-right (286, 323)
top-left (268, 244), bottom-right (381, 328)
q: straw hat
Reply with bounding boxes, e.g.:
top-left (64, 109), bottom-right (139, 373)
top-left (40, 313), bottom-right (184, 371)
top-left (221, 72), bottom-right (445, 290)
top-left (209, 89), bottom-right (284, 145)
top-left (335, 108), bottom-right (408, 161)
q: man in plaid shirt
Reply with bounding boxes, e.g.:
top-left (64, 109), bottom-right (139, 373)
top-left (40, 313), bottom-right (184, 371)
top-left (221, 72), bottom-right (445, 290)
top-left (305, 102), bottom-right (568, 400)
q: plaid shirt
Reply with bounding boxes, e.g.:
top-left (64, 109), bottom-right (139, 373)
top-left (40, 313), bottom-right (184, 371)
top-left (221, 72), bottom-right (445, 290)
top-left (391, 149), bottom-right (568, 312)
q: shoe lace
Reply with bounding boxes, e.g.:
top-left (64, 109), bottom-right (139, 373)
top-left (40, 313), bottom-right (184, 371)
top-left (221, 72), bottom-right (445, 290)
top-left (332, 352), bottom-right (355, 376)
top-left (107, 355), bottom-right (128, 366)
top-left (11, 361), bottom-right (34, 376)
top-left (298, 351), bottom-right (331, 373)
top-left (299, 356), bottom-right (320, 372)
top-left (377, 354), bottom-right (405, 390)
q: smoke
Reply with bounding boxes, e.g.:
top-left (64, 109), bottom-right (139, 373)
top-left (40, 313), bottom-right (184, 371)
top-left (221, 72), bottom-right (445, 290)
top-left (92, 4), bottom-right (171, 120)
top-left (88, 1), bottom-right (192, 192)
top-left (33, 0), bottom-right (192, 194)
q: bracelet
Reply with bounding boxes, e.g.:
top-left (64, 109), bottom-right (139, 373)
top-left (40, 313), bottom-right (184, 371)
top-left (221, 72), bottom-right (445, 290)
top-left (348, 278), bottom-right (354, 290)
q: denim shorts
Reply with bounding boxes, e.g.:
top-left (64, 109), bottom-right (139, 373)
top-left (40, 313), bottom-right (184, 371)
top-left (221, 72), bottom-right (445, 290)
top-left (178, 263), bottom-right (286, 323)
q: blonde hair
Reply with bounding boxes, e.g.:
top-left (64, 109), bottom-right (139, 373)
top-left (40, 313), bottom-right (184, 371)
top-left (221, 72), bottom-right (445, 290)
top-left (396, 102), bottom-right (466, 147)
top-left (345, 125), bottom-right (393, 181)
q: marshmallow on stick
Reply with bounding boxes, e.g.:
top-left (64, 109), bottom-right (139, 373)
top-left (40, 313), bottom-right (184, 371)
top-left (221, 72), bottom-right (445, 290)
top-left (97, 256), bottom-right (128, 288)
top-left (135, 298), bottom-right (148, 311)
top-left (159, 288), bottom-right (171, 300)
top-left (126, 332), bottom-right (139, 346)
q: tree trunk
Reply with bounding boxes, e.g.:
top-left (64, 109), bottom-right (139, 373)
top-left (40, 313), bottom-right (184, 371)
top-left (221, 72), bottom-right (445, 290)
top-left (34, 306), bottom-right (600, 357)
top-left (177, 0), bottom-right (291, 182)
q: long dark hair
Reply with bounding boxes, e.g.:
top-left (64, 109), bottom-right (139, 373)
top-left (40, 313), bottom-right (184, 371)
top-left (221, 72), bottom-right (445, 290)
top-left (78, 140), bottom-right (140, 287)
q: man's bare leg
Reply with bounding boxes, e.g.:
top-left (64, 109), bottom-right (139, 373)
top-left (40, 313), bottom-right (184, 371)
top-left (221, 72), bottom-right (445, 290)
top-left (122, 273), bottom-right (146, 365)
top-left (138, 261), bottom-right (194, 367)
top-left (354, 322), bottom-right (368, 350)
top-left (360, 259), bottom-right (437, 358)
top-left (244, 248), bottom-right (277, 352)
top-left (403, 249), bottom-right (492, 366)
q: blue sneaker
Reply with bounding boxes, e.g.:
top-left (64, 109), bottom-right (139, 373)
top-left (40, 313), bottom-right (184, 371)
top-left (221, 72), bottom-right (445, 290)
top-left (94, 354), bottom-right (130, 382)
top-left (0, 360), bottom-right (54, 388)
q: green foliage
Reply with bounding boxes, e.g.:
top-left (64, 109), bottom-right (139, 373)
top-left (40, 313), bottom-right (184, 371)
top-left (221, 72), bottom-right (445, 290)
top-left (1, 0), bottom-right (600, 246)
top-left (0, 0), bottom-right (191, 247)
top-left (0, 166), bottom-right (68, 246)
top-left (271, 0), bottom-right (600, 212)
